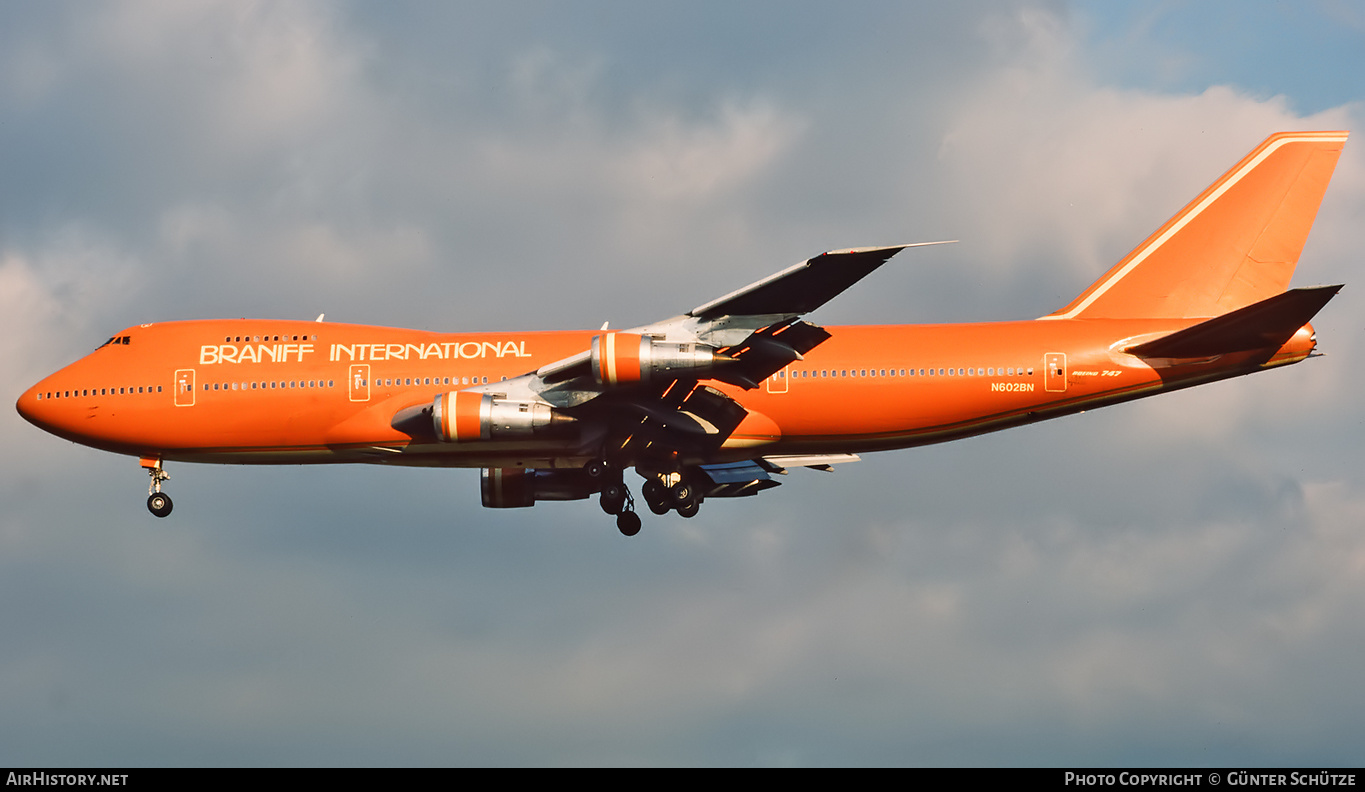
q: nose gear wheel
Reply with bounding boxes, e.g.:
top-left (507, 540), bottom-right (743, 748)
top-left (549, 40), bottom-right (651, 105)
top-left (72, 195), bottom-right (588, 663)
top-left (143, 459), bottom-right (173, 518)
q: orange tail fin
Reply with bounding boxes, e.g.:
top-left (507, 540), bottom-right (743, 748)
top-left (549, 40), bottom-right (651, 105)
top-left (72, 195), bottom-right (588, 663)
top-left (1045, 131), bottom-right (1348, 320)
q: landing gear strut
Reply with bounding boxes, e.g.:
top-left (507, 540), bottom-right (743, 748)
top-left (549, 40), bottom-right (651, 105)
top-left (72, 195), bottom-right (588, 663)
top-left (590, 459), bottom-right (708, 535)
top-left (142, 458), bottom-right (173, 518)
top-left (591, 459), bottom-right (642, 537)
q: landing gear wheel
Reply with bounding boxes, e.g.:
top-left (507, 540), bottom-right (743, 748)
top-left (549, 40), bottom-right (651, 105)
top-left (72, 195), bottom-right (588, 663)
top-left (616, 511), bottom-right (642, 537)
top-left (669, 481), bottom-right (694, 506)
top-left (599, 483), bottom-right (626, 516)
top-left (147, 492), bottom-right (173, 518)
top-left (584, 458), bottom-right (610, 480)
top-left (676, 498), bottom-right (699, 519)
top-left (642, 480), bottom-right (671, 515)
top-left (144, 459), bottom-right (172, 518)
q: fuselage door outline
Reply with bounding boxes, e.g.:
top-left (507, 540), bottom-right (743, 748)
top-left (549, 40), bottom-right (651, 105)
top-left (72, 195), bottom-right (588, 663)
top-left (1044, 353), bottom-right (1067, 392)
top-left (765, 366), bottom-right (790, 394)
top-left (174, 368), bottom-right (195, 407)
top-left (349, 364), bottom-right (370, 402)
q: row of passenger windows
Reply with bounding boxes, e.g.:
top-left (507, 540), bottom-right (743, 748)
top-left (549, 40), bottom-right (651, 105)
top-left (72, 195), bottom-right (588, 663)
top-left (225, 334), bottom-right (318, 342)
top-left (202, 374), bottom-right (502, 392)
top-left (369, 376), bottom-right (497, 387)
top-left (40, 365), bottom-right (1036, 403)
top-left (781, 366), bottom-right (1035, 379)
top-left (41, 374), bottom-right (507, 401)
top-left (37, 385), bottom-right (161, 400)
top-left (206, 380), bottom-right (335, 391)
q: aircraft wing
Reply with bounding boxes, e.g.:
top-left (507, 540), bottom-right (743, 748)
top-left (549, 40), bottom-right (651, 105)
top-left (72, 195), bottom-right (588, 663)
top-left (689, 242), bottom-right (953, 319)
top-left (402, 242), bottom-right (948, 500)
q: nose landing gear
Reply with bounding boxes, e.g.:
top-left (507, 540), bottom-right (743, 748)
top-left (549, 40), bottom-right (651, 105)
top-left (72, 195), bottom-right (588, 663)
top-left (142, 457), bottom-right (173, 518)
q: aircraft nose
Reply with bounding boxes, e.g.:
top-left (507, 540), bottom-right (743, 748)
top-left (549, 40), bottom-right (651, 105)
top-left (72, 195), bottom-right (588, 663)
top-left (16, 380), bottom-right (56, 432)
top-left (16, 372), bottom-right (88, 440)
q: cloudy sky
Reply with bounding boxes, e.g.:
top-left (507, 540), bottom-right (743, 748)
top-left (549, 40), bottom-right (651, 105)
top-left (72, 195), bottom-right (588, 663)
top-left (3, 0), bottom-right (1363, 767)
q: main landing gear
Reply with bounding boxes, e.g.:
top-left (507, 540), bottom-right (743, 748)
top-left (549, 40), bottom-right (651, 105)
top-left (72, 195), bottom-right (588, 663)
top-left (587, 459), bottom-right (702, 536)
top-left (589, 461), bottom-right (642, 536)
top-left (142, 458), bottom-right (173, 518)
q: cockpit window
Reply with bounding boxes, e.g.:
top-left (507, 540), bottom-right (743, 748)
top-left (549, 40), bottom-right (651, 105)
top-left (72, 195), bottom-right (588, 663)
top-left (98, 335), bottom-right (131, 349)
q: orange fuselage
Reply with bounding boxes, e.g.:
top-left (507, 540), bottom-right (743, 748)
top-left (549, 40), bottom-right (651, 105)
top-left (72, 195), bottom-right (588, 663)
top-left (16, 316), bottom-right (1315, 468)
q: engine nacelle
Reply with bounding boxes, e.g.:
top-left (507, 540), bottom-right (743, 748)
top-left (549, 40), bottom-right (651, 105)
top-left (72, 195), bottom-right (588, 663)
top-left (481, 468), bottom-right (593, 508)
top-left (432, 392), bottom-right (569, 443)
top-left (591, 332), bottom-right (727, 386)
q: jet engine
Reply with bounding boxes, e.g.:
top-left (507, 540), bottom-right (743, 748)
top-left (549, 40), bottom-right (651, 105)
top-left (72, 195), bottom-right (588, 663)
top-left (432, 392), bottom-right (573, 443)
top-left (590, 332), bottom-right (732, 386)
top-left (481, 467), bottom-right (593, 508)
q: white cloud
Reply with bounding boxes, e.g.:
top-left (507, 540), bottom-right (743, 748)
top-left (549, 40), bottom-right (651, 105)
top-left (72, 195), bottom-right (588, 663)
top-left (0, 232), bottom-right (139, 391)
top-left (87, 0), bottom-right (362, 153)
top-left (939, 6), bottom-right (1359, 287)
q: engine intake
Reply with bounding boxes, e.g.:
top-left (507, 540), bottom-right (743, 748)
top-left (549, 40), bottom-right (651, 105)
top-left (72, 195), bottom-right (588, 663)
top-left (591, 332), bottom-right (730, 386)
top-left (433, 392), bottom-right (571, 442)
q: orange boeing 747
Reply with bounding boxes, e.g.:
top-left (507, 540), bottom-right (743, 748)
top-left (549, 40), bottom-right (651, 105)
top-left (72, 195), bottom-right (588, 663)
top-left (16, 132), bottom-right (1348, 535)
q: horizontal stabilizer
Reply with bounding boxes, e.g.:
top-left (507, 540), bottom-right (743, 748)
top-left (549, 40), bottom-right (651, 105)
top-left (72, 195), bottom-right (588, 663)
top-left (761, 453), bottom-right (861, 472)
top-left (699, 460), bottom-right (772, 485)
top-left (1126, 285), bottom-right (1341, 359)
